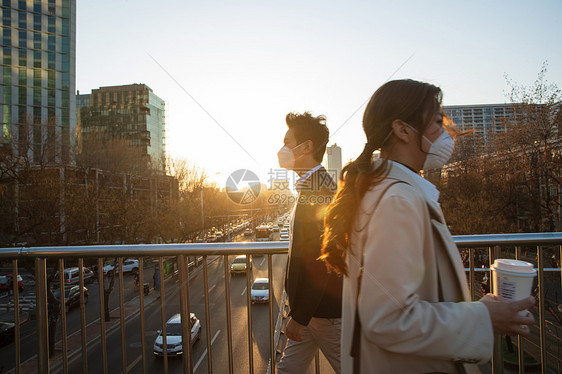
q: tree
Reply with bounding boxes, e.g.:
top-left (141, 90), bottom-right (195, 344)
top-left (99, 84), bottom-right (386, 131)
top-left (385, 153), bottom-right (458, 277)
top-left (438, 62), bottom-right (561, 234)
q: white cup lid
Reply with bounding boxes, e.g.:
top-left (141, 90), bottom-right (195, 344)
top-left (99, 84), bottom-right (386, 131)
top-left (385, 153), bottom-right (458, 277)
top-left (492, 259), bottom-right (535, 273)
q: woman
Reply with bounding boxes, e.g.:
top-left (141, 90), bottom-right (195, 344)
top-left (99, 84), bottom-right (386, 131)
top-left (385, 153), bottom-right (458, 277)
top-left (321, 79), bottom-right (535, 373)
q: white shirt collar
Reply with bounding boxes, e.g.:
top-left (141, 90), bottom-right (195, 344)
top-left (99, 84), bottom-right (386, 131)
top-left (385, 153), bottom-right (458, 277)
top-left (295, 164), bottom-right (322, 186)
top-left (391, 161), bottom-right (440, 204)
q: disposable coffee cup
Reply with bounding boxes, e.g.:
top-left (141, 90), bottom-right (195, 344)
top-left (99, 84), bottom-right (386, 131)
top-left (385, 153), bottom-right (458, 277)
top-left (491, 259), bottom-right (536, 316)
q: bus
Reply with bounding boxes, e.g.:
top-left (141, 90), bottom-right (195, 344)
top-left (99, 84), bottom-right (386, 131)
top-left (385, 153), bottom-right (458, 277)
top-left (255, 225), bottom-right (273, 241)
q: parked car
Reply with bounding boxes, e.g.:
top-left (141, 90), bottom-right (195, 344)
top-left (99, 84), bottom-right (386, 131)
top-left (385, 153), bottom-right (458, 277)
top-left (280, 233), bottom-right (290, 241)
top-left (230, 255), bottom-right (252, 275)
top-left (103, 259), bottom-right (139, 276)
top-left (244, 228), bottom-right (253, 236)
top-left (54, 267), bottom-right (95, 286)
top-left (0, 321), bottom-right (15, 347)
top-left (53, 285), bottom-right (89, 313)
top-left (0, 274), bottom-right (24, 293)
top-left (250, 278), bottom-right (270, 304)
top-left (153, 313), bottom-right (201, 357)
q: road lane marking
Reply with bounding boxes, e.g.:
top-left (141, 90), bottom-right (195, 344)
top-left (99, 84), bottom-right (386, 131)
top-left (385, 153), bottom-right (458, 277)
top-left (241, 286), bottom-right (247, 296)
top-left (209, 284), bottom-right (216, 293)
top-left (260, 257), bottom-right (266, 266)
top-left (194, 329), bottom-right (221, 373)
top-left (126, 354), bottom-right (143, 372)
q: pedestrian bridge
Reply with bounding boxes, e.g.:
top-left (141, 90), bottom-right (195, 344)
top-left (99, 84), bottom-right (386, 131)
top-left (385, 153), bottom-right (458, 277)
top-left (0, 233), bottom-right (561, 373)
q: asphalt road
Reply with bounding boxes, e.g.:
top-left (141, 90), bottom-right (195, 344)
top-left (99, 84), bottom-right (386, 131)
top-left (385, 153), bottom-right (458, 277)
top-left (0, 266), bottom-right (150, 372)
top-left (62, 233), bottom-right (288, 374)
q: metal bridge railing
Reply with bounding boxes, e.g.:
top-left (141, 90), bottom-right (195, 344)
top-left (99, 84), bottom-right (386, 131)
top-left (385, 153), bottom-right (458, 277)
top-left (0, 233), bottom-right (561, 374)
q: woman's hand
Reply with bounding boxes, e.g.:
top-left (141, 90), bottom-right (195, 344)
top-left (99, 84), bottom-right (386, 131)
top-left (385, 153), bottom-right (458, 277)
top-left (479, 294), bottom-right (535, 336)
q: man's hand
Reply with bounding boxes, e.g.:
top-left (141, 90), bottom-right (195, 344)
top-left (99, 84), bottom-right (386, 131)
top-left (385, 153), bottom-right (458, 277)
top-left (285, 318), bottom-right (305, 342)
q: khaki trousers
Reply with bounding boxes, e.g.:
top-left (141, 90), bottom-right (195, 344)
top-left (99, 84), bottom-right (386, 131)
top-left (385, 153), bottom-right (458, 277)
top-left (277, 317), bottom-right (341, 374)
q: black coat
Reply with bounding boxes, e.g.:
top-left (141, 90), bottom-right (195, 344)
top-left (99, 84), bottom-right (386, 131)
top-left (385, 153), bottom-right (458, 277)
top-left (285, 167), bottom-right (342, 326)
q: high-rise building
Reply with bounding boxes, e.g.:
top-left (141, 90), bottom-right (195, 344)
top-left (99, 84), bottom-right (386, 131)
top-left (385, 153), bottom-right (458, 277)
top-left (443, 104), bottom-right (515, 142)
top-left (325, 143), bottom-right (342, 178)
top-left (0, 0), bottom-right (76, 163)
top-left (78, 83), bottom-right (166, 172)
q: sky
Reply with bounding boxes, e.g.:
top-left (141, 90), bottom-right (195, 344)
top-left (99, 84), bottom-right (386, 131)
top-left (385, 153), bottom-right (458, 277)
top-left (76, 0), bottom-right (562, 187)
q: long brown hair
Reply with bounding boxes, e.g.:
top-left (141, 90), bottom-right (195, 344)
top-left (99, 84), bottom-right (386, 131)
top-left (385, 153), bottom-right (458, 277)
top-left (320, 79), bottom-right (444, 276)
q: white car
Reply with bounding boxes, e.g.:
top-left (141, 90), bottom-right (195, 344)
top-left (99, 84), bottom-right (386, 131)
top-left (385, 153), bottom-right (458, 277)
top-left (153, 313), bottom-right (201, 357)
top-left (250, 278), bottom-right (270, 304)
top-left (103, 259), bottom-right (139, 276)
top-left (280, 233), bottom-right (290, 241)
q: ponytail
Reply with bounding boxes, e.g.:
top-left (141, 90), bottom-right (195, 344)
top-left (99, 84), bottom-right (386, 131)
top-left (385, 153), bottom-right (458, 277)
top-left (321, 143), bottom-right (388, 276)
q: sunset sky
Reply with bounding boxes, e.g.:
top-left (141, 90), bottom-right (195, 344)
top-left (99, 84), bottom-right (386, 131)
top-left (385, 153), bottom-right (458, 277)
top-left (76, 0), bottom-right (562, 187)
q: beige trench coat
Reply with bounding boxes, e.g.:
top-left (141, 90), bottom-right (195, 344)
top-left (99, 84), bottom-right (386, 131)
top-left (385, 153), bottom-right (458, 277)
top-left (341, 162), bottom-right (494, 373)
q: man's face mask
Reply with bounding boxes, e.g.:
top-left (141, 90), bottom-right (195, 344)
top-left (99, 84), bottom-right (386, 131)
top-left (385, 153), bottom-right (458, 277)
top-left (277, 142), bottom-right (306, 170)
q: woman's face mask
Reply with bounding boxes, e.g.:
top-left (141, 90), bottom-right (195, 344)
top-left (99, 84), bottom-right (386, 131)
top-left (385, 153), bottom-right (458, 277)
top-left (406, 124), bottom-right (455, 169)
top-left (277, 142), bottom-right (305, 170)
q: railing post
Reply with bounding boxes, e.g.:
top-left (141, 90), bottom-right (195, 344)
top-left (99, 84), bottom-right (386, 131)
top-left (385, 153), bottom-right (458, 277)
top-left (58, 258), bottom-right (68, 374)
top-left (489, 246), bottom-right (504, 374)
top-left (537, 246), bottom-right (547, 374)
top-left (138, 257), bottom-right (148, 374)
top-left (246, 255), bottom-right (254, 374)
top-left (118, 257), bottom-right (127, 374)
top-left (35, 257), bottom-right (50, 373)
top-left (224, 255), bottom-right (234, 374)
top-left (78, 258), bottom-right (88, 373)
top-left (12, 259), bottom-right (20, 374)
top-left (515, 246), bottom-right (525, 374)
top-left (178, 254), bottom-right (193, 374)
top-left (203, 255), bottom-right (213, 373)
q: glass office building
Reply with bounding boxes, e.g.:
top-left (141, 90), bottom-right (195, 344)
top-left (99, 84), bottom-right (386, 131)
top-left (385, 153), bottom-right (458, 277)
top-left (78, 84), bottom-right (166, 172)
top-left (0, 0), bottom-right (76, 163)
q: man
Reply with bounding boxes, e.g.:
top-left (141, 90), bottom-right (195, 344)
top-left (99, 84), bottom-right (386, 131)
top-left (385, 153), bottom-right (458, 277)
top-left (277, 112), bottom-right (342, 374)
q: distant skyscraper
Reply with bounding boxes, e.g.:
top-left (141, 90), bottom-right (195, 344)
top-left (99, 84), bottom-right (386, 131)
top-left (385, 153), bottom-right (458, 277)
top-left (325, 143), bottom-right (342, 178)
top-left (78, 83), bottom-right (166, 171)
top-left (1, 0), bottom-right (77, 163)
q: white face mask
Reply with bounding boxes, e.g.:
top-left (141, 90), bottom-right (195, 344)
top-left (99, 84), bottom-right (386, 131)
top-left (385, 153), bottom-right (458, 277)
top-left (406, 124), bottom-right (454, 169)
top-left (277, 142), bottom-right (305, 170)
top-left (421, 129), bottom-right (455, 169)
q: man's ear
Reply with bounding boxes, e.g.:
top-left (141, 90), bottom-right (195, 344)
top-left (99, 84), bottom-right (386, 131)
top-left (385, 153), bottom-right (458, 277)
top-left (391, 120), bottom-right (412, 144)
top-left (302, 139), bottom-right (314, 155)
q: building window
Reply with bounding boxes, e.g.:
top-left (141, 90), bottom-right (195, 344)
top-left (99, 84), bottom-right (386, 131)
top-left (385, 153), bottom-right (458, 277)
top-left (2, 8), bottom-right (10, 27)
top-left (33, 32), bottom-right (41, 49)
top-left (33, 87), bottom-right (40, 106)
top-left (33, 50), bottom-right (41, 68)
top-left (2, 66), bottom-right (11, 83)
top-left (2, 28), bottom-right (10, 45)
top-left (47, 16), bottom-right (55, 33)
top-left (61, 36), bottom-right (69, 53)
top-left (2, 46), bottom-right (10, 64)
top-left (33, 68), bottom-right (41, 86)
top-left (33, 1), bottom-right (42, 13)
top-left (33, 13), bottom-right (41, 31)
top-left (18, 49), bottom-right (27, 66)
top-left (18, 88), bottom-right (26, 106)
top-left (61, 18), bottom-right (69, 35)
top-left (47, 52), bottom-right (55, 69)
top-left (18, 29), bottom-right (26, 48)
top-left (47, 88), bottom-right (55, 106)
top-left (47, 70), bottom-right (55, 88)
top-left (18, 67), bottom-right (26, 86)
top-left (18, 10), bottom-right (26, 29)
top-left (2, 103), bottom-right (11, 123)
top-left (47, 34), bottom-right (55, 51)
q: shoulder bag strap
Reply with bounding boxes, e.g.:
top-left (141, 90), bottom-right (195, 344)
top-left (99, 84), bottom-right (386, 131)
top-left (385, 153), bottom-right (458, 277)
top-left (351, 180), bottom-right (404, 374)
